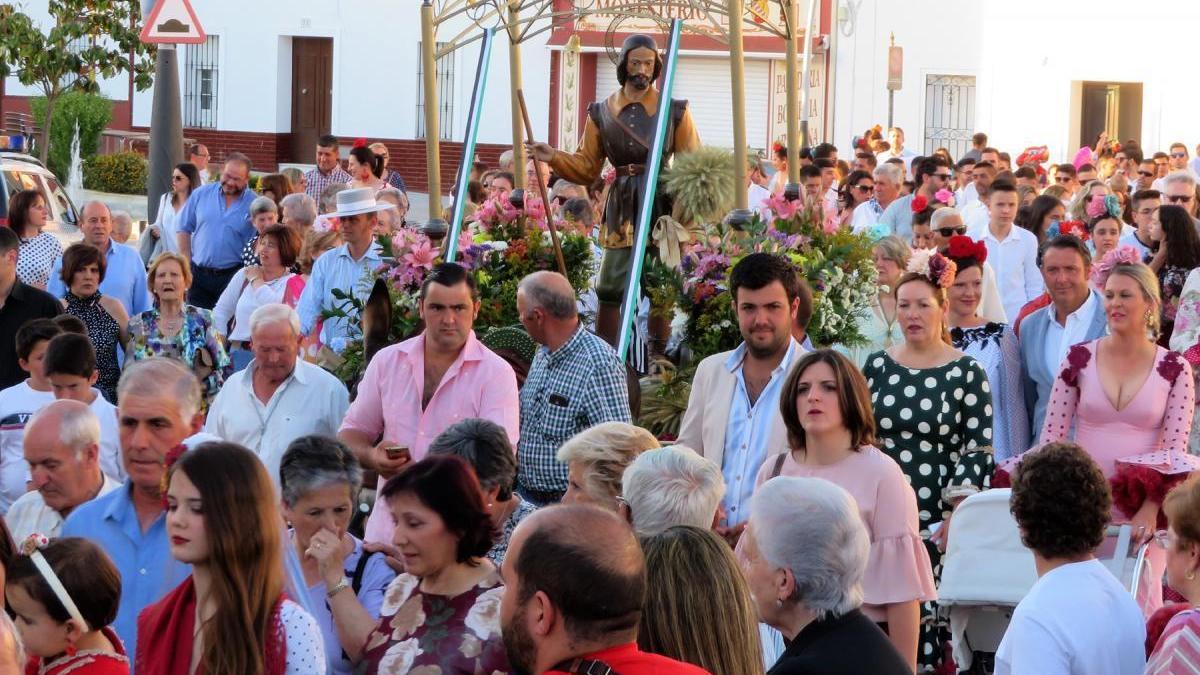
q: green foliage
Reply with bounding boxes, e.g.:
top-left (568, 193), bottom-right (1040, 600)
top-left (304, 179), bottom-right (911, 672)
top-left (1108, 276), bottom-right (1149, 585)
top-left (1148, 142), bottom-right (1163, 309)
top-left (0, 0), bottom-right (155, 162)
top-left (643, 256), bottom-right (683, 320)
top-left (83, 152), bottom-right (147, 195)
top-left (638, 360), bottom-right (693, 439)
top-left (661, 146), bottom-right (736, 224)
top-left (30, 91), bottom-right (112, 180)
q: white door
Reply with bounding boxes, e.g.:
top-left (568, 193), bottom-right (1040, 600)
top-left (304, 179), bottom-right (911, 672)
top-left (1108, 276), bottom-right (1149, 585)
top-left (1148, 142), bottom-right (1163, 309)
top-left (594, 55), bottom-right (769, 149)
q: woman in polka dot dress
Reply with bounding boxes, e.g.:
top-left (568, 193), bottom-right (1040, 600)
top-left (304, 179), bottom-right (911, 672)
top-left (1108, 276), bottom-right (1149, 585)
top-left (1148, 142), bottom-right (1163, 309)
top-left (1000, 256), bottom-right (1199, 616)
top-left (862, 250), bottom-right (994, 672)
top-left (7, 189), bottom-right (62, 289)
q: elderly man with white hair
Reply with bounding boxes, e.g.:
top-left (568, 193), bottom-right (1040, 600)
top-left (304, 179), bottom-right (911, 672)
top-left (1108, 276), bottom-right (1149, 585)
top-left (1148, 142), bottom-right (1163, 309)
top-left (741, 476), bottom-right (911, 674)
top-left (930, 207), bottom-right (1007, 323)
top-left (851, 163), bottom-right (902, 233)
top-left (205, 304), bottom-right (349, 485)
top-left (619, 444), bottom-right (725, 536)
top-left (5, 399), bottom-right (119, 540)
top-left (1159, 170), bottom-right (1200, 221)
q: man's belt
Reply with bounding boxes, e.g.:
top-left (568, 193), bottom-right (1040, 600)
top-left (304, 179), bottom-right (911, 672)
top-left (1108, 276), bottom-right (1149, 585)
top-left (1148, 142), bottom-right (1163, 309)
top-left (192, 263), bottom-right (241, 274)
top-left (612, 163), bottom-right (645, 177)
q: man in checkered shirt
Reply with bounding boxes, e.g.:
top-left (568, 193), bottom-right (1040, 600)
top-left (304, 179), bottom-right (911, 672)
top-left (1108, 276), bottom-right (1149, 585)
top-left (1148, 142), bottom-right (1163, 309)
top-left (515, 271), bottom-right (632, 505)
top-left (303, 134), bottom-right (353, 202)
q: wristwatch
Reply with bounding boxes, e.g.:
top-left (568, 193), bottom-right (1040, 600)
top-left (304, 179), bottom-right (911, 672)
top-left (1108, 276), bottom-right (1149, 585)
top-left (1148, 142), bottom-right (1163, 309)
top-left (326, 577), bottom-right (351, 599)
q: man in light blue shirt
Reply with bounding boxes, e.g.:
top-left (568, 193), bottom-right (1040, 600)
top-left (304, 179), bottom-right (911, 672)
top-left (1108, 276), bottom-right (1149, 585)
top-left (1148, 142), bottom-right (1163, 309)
top-left (296, 188), bottom-right (391, 352)
top-left (47, 201), bottom-right (151, 316)
top-left (176, 152), bottom-right (257, 309)
top-left (878, 155), bottom-right (952, 242)
top-left (677, 253), bottom-right (808, 542)
top-left (61, 358), bottom-right (204, 656)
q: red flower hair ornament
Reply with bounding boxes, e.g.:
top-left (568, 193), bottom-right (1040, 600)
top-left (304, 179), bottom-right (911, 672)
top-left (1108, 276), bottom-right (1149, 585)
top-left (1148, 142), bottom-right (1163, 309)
top-left (910, 194), bottom-right (929, 213)
top-left (352, 137), bottom-right (368, 148)
top-left (946, 235), bottom-right (988, 265)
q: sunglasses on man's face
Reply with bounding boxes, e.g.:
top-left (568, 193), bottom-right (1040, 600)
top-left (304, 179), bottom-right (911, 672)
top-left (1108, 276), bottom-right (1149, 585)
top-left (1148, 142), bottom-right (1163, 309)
top-left (1138, 171), bottom-right (1155, 177)
top-left (854, 184), bottom-right (875, 192)
top-left (1055, 176), bottom-right (1072, 183)
top-left (931, 173), bottom-right (952, 181)
top-left (937, 227), bottom-right (966, 237)
top-left (1168, 195), bottom-right (1194, 204)
top-left (1172, 153), bottom-right (1188, 159)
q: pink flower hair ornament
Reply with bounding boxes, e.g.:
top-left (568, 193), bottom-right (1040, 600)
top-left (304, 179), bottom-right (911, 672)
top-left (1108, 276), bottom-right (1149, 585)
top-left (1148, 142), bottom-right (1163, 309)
top-left (1090, 245), bottom-right (1143, 289)
top-left (906, 248), bottom-right (957, 289)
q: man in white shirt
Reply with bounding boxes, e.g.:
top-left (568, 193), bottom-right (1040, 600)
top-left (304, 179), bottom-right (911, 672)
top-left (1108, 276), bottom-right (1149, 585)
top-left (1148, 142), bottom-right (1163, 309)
top-left (969, 181), bottom-right (1041, 321)
top-left (747, 156), bottom-right (772, 221)
top-left (954, 158), bottom-right (979, 207)
top-left (961, 161), bottom-right (996, 232)
top-left (206, 304), bottom-right (349, 487)
top-left (876, 126), bottom-right (919, 177)
top-left (6, 399), bottom-right (119, 541)
top-left (996, 441), bottom-right (1146, 675)
top-left (43, 333), bottom-right (122, 482)
top-left (851, 163), bottom-right (902, 233)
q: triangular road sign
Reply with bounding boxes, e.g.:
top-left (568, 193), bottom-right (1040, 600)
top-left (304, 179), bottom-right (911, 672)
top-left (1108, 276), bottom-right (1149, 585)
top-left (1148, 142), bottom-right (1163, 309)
top-left (140, 0), bottom-right (206, 45)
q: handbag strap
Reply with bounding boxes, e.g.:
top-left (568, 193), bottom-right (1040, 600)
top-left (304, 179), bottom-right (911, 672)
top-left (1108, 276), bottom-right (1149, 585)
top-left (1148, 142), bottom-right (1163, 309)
top-left (770, 452), bottom-right (787, 479)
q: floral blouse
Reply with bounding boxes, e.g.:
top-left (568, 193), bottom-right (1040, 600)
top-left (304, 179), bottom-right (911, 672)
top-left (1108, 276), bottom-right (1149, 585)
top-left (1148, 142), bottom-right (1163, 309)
top-left (360, 570), bottom-right (510, 674)
top-left (1160, 264), bottom-right (1191, 345)
top-left (127, 305), bottom-right (232, 408)
top-left (1168, 268), bottom-right (1200, 454)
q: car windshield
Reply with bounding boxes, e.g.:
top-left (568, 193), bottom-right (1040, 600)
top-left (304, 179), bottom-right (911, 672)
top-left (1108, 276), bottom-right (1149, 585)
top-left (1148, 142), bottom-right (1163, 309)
top-left (43, 175), bottom-right (77, 225)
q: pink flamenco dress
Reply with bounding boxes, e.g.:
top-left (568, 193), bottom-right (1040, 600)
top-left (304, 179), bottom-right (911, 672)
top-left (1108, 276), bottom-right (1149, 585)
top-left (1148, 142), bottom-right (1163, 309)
top-left (997, 340), bottom-right (1199, 616)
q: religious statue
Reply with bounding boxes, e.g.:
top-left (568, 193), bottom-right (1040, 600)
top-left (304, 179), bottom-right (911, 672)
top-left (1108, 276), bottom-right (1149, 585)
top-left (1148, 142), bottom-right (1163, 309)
top-left (527, 34), bottom-right (700, 349)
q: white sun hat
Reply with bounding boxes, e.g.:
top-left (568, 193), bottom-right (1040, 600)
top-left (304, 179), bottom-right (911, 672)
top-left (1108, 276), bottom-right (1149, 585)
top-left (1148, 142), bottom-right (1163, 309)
top-left (330, 187), bottom-right (397, 218)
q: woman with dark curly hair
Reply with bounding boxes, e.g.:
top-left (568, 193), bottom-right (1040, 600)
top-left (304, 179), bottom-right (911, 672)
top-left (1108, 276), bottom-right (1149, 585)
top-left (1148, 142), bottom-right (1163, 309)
top-left (997, 442), bottom-right (1146, 674)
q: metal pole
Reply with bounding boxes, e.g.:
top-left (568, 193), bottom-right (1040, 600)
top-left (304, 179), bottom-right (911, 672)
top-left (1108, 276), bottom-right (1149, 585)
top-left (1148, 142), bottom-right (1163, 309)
top-left (445, 28), bottom-right (495, 260)
top-left (783, 0), bottom-right (800, 193)
top-left (421, 0), bottom-right (443, 222)
top-left (728, 0), bottom-right (748, 210)
top-left (888, 90), bottom-right (894, 129)
top-left (799, 0), bottom-right (817, 149)
top-left (143, 0), bottom-right (182, 224)
top-left (507, 0), bottom-right (527, 188)
top-left (617, 19), bottom-right (683, 363)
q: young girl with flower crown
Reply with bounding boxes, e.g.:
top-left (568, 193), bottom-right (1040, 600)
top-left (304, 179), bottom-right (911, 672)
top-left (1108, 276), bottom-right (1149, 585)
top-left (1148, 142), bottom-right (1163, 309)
top-left (6, 536), bottom-right (128, 674)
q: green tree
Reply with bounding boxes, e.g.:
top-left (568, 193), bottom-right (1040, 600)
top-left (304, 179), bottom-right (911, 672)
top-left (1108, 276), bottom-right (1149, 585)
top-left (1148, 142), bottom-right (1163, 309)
top-left (0, 0), bottom-right (154, 164)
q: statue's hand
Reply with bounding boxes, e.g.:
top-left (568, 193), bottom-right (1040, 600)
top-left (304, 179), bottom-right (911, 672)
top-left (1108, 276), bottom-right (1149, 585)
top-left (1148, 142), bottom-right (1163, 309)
top-left (525, 141), bottom-right (554, 162)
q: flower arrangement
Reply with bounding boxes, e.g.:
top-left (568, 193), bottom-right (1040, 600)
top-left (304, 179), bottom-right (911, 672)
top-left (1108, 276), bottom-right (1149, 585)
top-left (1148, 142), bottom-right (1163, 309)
top-left (675, 196), bottom-right (878, 362)
top-left (908, 248), bottom-right (957, 289)
top-left (1090, 245), bottom-right (1142, 289)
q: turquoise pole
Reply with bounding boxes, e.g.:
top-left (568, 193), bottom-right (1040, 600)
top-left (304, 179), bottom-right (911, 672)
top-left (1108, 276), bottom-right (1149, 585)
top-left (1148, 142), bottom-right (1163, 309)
top-left (445, 27), bottom-right (495, 261)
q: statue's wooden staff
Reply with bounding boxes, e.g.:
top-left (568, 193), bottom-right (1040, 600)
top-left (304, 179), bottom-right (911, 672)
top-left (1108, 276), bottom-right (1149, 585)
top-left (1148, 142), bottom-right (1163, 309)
top-left (516, 88), bottom-right (568, 277)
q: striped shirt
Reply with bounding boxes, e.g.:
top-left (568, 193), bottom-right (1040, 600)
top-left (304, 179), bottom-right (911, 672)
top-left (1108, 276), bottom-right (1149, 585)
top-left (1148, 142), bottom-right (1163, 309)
top-left (517, 325), bottom-right (632, 493)
top-left (295, 242), bottom-right (381, 353)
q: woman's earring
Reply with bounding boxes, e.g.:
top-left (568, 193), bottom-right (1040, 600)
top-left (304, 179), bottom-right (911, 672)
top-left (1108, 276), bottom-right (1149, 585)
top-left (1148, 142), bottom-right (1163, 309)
top-left (1146, 311), bottom-right (1154, 327)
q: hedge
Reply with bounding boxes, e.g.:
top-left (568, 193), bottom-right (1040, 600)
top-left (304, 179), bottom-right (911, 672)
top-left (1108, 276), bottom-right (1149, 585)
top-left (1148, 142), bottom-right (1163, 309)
top-left (84, 152), bottom-right (147, 195)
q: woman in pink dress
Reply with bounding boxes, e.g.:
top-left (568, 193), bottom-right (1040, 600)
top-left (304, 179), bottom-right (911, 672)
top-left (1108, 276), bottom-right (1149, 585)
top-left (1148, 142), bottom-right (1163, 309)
top-left (758, 349), bottom-right (935, 673)
top-left (1020, 250), bottom-right (1199, 614)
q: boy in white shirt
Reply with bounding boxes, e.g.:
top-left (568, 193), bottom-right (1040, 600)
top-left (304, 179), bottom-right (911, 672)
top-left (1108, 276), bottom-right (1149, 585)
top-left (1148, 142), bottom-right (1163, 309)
top-left (969, 181), bottom-right (1042, 321)
top-left (0, 319), bottom-right (62, 512)
top-left (996, 442), bottom-right (1146, 675)
top-left (43, 333), bottom-right (123, 482)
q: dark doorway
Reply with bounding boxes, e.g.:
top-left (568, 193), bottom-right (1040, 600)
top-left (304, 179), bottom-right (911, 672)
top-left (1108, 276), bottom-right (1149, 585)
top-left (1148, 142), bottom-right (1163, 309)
top-left (1080, 81), bottom-right (1142, 150)
top-left (290, 38), bottom-right (333, 163)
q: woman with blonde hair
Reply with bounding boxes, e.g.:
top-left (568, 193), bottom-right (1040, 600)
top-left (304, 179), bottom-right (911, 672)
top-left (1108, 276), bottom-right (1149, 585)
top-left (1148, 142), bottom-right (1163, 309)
top-left (556, 421), bottom-right (659, 509)
top-left (1006, 252), bottom-right (1198, 615)
top-left (839, 235), bottom-right (908, 367)
top-left (639, 526), bottom-right (764, 675)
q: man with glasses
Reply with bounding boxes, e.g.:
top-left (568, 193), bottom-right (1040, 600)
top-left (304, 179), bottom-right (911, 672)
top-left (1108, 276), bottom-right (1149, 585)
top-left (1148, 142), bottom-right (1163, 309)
top-left (1119, 189), bottom-right (1161, 259)
top-left (851, 163), bottom-right (901, 233)
top-left (1153, 144), bottom-right (1196, 192)
top-left (175, 153), bottom-right (257, 309)
top-left (1053, 163), bottom-right (1079, 199)
top-left (878, 155), bottom-right (950, 240)
top-left (1133, 159), bottom-right (1157, 192)
top-left (931, 207), bottom-right (1006, 322)
top-left (1161, 171), bottom-right (1199, 221)
top-left (187, 143), bottom-right (211, 183)
top-left (954, 157), bottom-right (979, 206)
top-left (962, 160), bottom-right (997, 231)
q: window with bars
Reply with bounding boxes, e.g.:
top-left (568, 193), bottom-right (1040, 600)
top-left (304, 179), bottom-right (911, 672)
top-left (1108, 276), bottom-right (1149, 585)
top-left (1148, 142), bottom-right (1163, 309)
top-left (416, 42), bottom-right (454, 140)
top-left (183, 36), bottom-right (220, 129)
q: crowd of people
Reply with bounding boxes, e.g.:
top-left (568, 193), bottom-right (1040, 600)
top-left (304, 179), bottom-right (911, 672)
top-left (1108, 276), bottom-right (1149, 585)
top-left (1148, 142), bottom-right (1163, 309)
top-left (0, 125), bottom-right (1197, 675)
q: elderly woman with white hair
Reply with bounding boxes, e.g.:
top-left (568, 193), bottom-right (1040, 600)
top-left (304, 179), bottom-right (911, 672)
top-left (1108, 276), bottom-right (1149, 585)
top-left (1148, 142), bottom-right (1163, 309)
top-left (556, 421), bottom-right (659, 510)
top-left (741, 476), bottom-right (912, 674)
top-left (619, 444), bottom-right (725, 536)
top-left (280, 192), bottom-right (318, 231)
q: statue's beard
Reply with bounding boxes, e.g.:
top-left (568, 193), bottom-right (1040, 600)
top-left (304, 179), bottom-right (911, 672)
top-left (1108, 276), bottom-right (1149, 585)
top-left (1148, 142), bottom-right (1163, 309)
top-left (629, 74), bottom-right (650, 90)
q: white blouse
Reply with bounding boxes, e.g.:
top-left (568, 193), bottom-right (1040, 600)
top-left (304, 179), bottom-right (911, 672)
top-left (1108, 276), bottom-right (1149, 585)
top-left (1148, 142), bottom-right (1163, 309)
top-left (212, 269), bottom-right (294, 342)
top-left (280, 599), bottom-right (326, 675)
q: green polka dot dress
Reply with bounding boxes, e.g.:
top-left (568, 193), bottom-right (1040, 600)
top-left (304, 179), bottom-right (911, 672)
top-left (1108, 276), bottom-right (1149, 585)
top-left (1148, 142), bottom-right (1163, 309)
top-left (863, 350), bottom-right (995, 670)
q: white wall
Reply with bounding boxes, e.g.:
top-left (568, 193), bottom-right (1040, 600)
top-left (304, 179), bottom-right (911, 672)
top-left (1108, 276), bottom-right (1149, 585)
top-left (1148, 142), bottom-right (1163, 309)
top-left (127, 0), bottom-right (551, 144)
top-left (832, 0), bottom-right (1200, 162)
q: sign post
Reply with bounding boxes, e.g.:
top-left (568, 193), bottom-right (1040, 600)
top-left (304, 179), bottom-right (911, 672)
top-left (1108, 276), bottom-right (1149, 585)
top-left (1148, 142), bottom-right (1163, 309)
top-left (140, 0), bottom-right (204, 224)
top-left (887, 32), bottom-right (903, 129)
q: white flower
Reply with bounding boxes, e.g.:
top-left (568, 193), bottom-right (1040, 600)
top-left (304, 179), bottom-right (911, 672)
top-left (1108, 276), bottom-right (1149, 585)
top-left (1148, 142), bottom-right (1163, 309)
top-left (377, 638), bottom-right (421, 674)
top-left (464, 586), bottom-right (504, 639)
top-left (490, 241), bottom-right (509, 252)
top-left (379, 574), bottom-right (421, 616)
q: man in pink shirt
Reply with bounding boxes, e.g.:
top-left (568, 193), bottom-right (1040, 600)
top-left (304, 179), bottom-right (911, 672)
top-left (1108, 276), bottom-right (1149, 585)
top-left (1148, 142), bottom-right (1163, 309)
top-left (338, 263), bottom-right (520, 544)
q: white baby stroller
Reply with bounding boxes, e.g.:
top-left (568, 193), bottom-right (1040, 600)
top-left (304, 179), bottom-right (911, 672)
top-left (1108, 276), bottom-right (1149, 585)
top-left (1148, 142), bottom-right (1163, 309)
top-left (937, 488), bottom-right (1151, 674)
